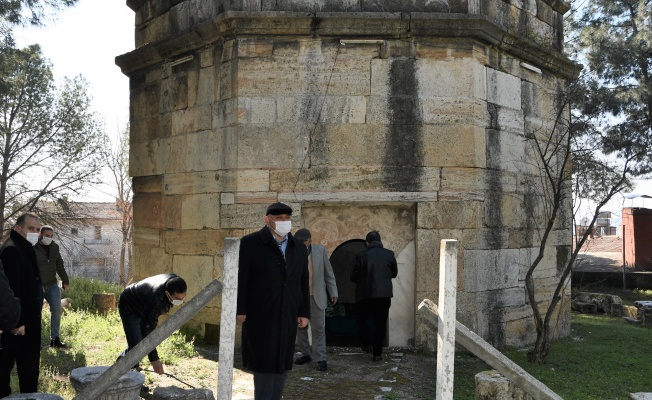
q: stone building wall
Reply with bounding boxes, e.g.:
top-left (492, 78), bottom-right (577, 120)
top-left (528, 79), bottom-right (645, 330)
top-left (118, 0), bottom-right (577, 348)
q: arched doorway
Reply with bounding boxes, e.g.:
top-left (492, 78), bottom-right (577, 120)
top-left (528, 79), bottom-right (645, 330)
top-left (325, 239), bottom-right (378, 346)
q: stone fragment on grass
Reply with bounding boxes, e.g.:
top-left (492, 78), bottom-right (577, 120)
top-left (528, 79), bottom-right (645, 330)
top-left (152, 386), bottom-right (215, 400)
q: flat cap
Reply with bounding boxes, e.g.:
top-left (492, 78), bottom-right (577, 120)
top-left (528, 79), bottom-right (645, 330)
top-left (266, 202), bottom-right (293, 216)
top-left (294, 228), bottom-right (311, 241)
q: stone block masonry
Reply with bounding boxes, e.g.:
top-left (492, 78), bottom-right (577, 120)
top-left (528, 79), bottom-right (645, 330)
top-left (119, 0), bottom-right (579, 347)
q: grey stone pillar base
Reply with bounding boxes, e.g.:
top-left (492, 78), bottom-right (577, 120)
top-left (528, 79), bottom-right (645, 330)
top-left (70, 366), bottom-right (145, 400)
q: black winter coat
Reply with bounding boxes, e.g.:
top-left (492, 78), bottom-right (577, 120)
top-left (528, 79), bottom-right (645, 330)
top-left (0, 230), bottom-right (42, 346)
top-left (237, 226), bottom-right (310, 374)
top-left (350, 242), bottom-right (398, 301)
top-left (118, 273), bottom-right (177, 361)
top-left (0, 261), bottom-right (20, 332)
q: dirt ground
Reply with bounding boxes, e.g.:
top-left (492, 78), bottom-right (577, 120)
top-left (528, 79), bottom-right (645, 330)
top-left (140, 345), bottom-right (446, 400)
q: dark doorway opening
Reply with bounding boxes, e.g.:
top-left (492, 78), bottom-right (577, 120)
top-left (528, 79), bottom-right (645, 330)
top-left (326, 239), bottom-right (380, 346)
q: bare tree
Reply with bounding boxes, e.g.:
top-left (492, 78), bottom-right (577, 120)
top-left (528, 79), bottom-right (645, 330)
top-left (104, 126), bottom-right (132, 286)
top-left (523, 76), bottom-right (644, 364)
top-left (0, 42), bottom-right (105, 233)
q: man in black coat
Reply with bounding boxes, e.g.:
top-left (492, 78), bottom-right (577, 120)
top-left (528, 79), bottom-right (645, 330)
top-left (237, 202), bottom-right (310, 400)
top-left (0, 262), bottom-right (21, 334)
top-left (350, 230), bottom-right (398, 361)
top-left (0, 212), bottom-right (43, 397)
top-left (118, 274), bottom-right (187, 375)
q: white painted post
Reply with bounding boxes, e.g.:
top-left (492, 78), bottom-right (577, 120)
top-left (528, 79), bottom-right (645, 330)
top-left (217, 238), bottom-right (240, 400)
top-left (436, 239), bottom-right (458, 400)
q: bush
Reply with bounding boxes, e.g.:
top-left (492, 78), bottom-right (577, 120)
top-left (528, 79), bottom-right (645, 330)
top-left (64, 276), bottom-right (122, 312)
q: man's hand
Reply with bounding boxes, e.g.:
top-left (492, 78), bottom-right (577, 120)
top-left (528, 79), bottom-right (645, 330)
top-left (151, 360), bottom-right (164, 375)
top-left (297, 317), bottom-right (309, 329)
top-left (236, 315), bottom-right (246, 323)
top-left (331, 296), bottom-right (338, 305)
top-left (11, 326), bottom-right (25, 336)
top-left (62, 283), bottom-right (69, 290)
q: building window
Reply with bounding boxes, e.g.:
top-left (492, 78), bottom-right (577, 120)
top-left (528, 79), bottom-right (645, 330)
top-left (94, 226), bottom-right (102, 240)
top-left (71, 228), bottom-right (78, 235)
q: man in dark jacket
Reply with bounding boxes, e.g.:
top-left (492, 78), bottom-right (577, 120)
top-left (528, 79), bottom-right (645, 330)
top-left (0, 262), bottom-right (21, 335)
top-left (237, 202), bottom-right (310, 400)
top-left (0, 212), bottom-right (43, 397)
top-left (118, 274), bottom-right (187, 375)
top-left (350, 230), bottom-right (398, 361)
top-left (35, 225), bottom-right (70, 348)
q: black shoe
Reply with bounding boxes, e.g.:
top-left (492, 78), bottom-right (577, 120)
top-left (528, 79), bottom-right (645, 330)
top-left (317, 360), bottom-right (327, 371)
top-left (50, 337), bottom-right (66, 348)
top-left (361, 345), bottom-right (372, 353)
top-left (294, 355), bottom-right (312, 365)
top-left (372, 355), bottom-right (383, 362)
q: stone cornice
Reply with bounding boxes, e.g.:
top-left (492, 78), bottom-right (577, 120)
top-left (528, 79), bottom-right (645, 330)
top-left (115, 11), bottom-right (580, 79)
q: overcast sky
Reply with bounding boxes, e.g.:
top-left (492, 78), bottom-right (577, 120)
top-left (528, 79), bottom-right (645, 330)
top-left (13, 0), bottom-right (134, 201)
top-left (13, 0), bottom-right (133, 141)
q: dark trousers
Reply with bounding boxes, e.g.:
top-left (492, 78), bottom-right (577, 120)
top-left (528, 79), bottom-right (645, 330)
top-left (253, 371), bottom-right (287, 400)
top-left (356, 297), bottom-right (391, 357)
top-left (0, 331), bottom-right (41, 397)
top-left (118, 303), bottom-right (148, 367)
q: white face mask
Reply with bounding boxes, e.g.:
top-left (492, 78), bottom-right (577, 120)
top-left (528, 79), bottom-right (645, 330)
top-left (41, 237), bottom-right (53, 246)
top-left (26, 233), bottom-right (39, 246)
top-left (273, 220), bottom-right (292, 237)
top-left (166, 292), bottom-right (184, 306)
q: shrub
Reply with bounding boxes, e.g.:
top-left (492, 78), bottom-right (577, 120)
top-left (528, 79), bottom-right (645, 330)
top-left (64, 276), bottom-right (122, 312)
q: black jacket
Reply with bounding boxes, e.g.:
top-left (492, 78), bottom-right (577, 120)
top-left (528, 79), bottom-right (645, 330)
top-left (118, 273), bottom-right (178, 361)
top-left (350, 242), bottom-right (398, 301)
top-left (237, 226), bottom-right (310, 374)
top-left (0, 230), bottom-right (42, 346)
top-left (0, 261), bottom-right (20, 332)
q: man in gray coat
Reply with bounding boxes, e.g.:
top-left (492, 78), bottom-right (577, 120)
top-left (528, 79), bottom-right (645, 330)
top-left (293, 228), bottom-right (338, 372)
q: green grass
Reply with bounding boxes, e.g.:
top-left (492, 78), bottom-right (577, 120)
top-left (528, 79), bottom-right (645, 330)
top-left (6, 276), bottom-right (196, 397)
top-left (63, 276), bottom-right (123, 312)
top-left (503, 313), bottom-right (652, 399)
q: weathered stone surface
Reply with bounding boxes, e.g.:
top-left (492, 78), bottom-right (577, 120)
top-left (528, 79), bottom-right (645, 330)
top-left (573, 292), bottom-right (623, 317)
top-left (164, 230), bottom-right (225, 255)
top-left (70, 366), bottom-right (145, 400)
top-left (153, 386), bottom-right (215, 399)
top-left (133, 175), bottom-right (163, 193)
top-left (417, 201), bottom-right (482, 229)
top-left (133, 246), bottom-right (173, 280)
top-left (464, 249), bottom-right (521, 292)
top-left (133, 227), bottom-right (162, 247)
top-left (173, 255), bottom-right (216, 296)
top-left (4, 394), bottom-right (63, 399)
top-left (487, 67), bottom-right (522, 110)
top-left (415, 229), bottom-right (463, 292)
top-left (220, 203), bottom-right (270, 229)
top-left (463, 228), bottom-right (509, 250)
top-left (164, 171), bottom-right (226, 195)
top-left (441, 168), bottom-right (518, 192)
top-left (181, 193), bottom-right (221, 229)
top-left (232, 124), bottom-right (310, 169)
top-left (186, 130), bottom-right (223, 172)
top-left (630, 393), bottom-right (652, 400)
top-left (133, 193), bottom-right (164, 229)
top-left (421, 125), bottom-right (486, 168)
top-left (275, 166), bottom-right (409, 192)
top-left (475, 370), bottom-right (533, 400)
